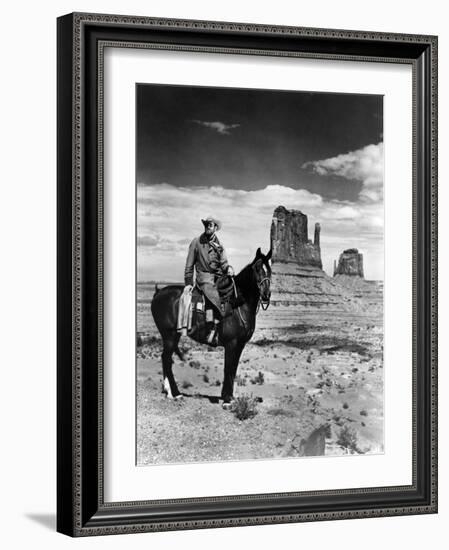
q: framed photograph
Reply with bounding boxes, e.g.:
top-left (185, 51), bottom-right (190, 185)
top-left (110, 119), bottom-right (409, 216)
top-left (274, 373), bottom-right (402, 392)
top-left (57, 12), bottom-right (437, 536)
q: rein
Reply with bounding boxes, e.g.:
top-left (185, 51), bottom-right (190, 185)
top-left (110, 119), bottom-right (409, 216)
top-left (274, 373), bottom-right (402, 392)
top-left (231, 278), bottom-right (248, 329)
top-left (231, 274), bottom-right (271, 329)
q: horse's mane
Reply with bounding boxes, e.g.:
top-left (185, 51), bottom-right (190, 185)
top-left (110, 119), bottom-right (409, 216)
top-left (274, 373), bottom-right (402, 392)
top-left (234, 262), bottom-right (257, 298)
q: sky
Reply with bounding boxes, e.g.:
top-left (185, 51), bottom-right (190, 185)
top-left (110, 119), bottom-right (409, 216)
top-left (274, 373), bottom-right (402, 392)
top-left (136, 84), bottom-right (384, 282)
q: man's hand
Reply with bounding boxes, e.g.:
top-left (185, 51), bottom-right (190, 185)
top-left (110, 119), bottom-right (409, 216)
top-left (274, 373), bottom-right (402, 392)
top-left (227, 266), bottom-right (235, 277)
top-left (184, 284), bottom-right (193, 293)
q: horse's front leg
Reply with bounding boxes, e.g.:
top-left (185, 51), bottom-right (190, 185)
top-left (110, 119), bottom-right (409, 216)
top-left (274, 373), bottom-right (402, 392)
top-left (221, 339), bottom-right (245, 406)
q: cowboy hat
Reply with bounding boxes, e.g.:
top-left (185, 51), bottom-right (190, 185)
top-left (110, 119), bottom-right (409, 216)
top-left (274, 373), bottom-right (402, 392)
top-left (201, 216), bottom-right (222, 231)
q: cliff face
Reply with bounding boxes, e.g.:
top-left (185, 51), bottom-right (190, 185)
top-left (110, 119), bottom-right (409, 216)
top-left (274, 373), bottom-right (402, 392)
top-left (334, 248), bottom-right (364, 278)
top-left (270, 206), bottom-right (322, 269)
top-left (269, 208), bottom-right (381, 312)
top-left (270, 206), bottom-right (328, 306)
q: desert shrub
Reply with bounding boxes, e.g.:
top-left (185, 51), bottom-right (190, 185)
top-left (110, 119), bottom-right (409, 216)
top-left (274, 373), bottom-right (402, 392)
top-left (332, 414), bottom-right (343, 426)
top-left (230, 394), bottom-right (258, 421)
top-left (250, 371), bottom-right (265, 385)
top-left (342, 402), bottom-right (349, 409)
top-left (202, 374), bottom-right (209, 383)
top-left (336, 425), bottom-right (361, 453)
top-left (181, 380), bottom-right (193, 389)
top-left (360, 409), bottom-right (368, 416)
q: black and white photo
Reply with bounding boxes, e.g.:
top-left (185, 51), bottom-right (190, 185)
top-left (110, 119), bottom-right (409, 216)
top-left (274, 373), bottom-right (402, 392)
top-left (136, 84), bottom-right (385, 465)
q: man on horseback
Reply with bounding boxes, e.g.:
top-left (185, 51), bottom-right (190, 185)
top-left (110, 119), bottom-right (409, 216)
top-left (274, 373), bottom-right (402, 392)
top-left (153, 242), bottom-right (272, 401)
top-left (184, 216), bottom-right (234, 341)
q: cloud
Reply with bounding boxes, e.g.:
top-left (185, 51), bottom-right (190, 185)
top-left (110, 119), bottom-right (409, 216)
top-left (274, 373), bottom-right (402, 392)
top-left (191, 120), bottom-right (240, 135)
top-left (137, 234), bottom-right (160, 247)
top-left (302, 142), bottom-right (384, 203)
top-left (320, 205), bottom-right (360, 221)
top-left (137, 183), bottom-right (384, 281)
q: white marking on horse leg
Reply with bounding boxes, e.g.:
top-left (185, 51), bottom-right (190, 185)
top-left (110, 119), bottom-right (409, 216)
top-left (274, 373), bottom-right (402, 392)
top-left (163, 377), bottom-right (173, 399)
top-left (222, 398), bottom-right (235, 411)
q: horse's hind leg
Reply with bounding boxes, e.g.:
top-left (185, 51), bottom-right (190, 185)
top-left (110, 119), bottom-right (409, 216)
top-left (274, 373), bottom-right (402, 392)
top-left (174, 341), bottom-right (185, 361)
top-left (161, 331), bottom-right (182, 399)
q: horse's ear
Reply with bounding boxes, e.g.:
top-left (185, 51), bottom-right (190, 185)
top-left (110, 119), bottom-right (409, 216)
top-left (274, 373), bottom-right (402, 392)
top-left (266, 249), bottom-right (272, 262)
top-left (253, 247), bottom-right (262, 262)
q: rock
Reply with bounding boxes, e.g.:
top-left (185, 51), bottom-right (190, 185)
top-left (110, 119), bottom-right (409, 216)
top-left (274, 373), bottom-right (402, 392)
top-left (271, 206), bottom-right (322, 268)
top-left (287, 424), bottom-right (331, 457)
top-left (267, 206), bottom-right (382, 312)
top-left (270, 206), bottom-right (331, 307)
top-left (334, 248), bottom-right (364, 277)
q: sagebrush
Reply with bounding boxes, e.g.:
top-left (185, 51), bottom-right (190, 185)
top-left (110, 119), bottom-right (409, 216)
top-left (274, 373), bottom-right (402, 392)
top-left (230, 394), bottom-right (258, 420)
top-left (336, 425), bottom-right (361, 453)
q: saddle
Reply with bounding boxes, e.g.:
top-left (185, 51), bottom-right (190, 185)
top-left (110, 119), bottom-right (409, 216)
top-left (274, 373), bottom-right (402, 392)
top-left (183, 287), bottom-right (214, 344)
top-left (216, 275), bottom-right (234, 302)
top-left (176, 286), bottom-right (210, 340)
top-left (177, 276), bottom-right (243, 345)
top-left (217, 275), bottom-right (245, 309)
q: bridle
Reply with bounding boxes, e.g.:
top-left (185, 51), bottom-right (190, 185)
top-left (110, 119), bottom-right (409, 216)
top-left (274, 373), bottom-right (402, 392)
top-left (257, 276), bottom-right (271, 311)
top-left (231, 269), bottom-right (271, 330)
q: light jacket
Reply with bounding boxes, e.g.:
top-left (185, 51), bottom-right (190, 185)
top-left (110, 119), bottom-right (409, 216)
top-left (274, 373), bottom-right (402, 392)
top-left (184, 233), bottom-right (229, 286)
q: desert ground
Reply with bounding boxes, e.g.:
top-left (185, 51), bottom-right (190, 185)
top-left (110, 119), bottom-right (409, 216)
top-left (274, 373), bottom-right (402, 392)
top-left (137, 283), bottom-right (383, 465)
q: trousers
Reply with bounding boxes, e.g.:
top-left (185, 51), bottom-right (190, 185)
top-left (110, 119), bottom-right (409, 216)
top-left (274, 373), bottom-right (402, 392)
top-left (198, 282), bottom-right (222, 317)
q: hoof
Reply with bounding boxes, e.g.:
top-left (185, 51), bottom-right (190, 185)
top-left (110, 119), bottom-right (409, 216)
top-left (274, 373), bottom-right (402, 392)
top-left (163, 391), bottom-right (183, 400)
top-left (222, 399), bottom-right (235, 411)
top-left (162, 378), bottom-right (181, 400)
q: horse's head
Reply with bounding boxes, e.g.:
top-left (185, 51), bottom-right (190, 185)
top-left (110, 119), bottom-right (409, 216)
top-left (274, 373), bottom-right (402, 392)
top-left (251, 247), bottom-right (272, 309)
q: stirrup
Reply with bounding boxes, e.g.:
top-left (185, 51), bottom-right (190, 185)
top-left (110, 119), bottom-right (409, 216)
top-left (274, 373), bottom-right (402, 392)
top-left (207, 326), bottom-right (219, 346)
top-left (207, 327), bottom-right (216, 344)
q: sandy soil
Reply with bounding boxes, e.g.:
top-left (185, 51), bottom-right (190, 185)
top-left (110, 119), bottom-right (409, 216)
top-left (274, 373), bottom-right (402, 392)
top-left (137, 306), bottom-right (383, 465)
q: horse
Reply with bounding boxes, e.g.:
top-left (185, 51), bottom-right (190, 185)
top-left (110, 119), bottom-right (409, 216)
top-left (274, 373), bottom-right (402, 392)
top-left (150, 247), bottom-right (272, 406)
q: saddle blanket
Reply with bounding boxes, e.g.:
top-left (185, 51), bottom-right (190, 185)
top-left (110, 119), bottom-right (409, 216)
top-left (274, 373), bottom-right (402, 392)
top-left (177, 286), bottom-right (208, 336)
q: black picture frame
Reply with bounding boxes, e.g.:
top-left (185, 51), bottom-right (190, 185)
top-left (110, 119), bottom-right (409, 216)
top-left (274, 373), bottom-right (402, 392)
top-left (57, 12), bottom-right (438, 536)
